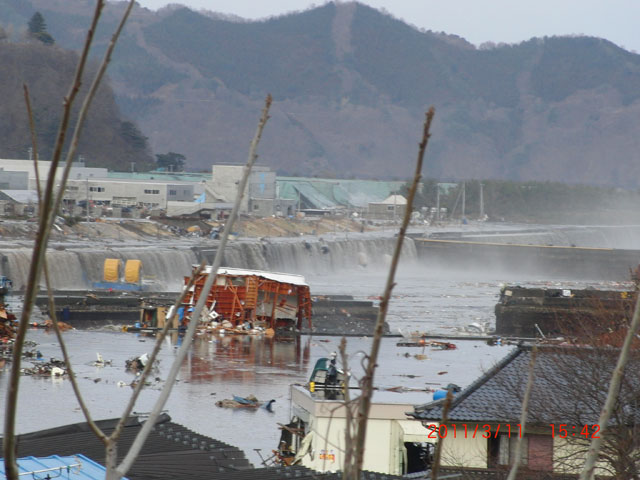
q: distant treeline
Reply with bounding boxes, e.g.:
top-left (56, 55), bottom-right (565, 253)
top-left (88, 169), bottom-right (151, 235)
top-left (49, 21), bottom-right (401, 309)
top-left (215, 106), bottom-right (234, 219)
top-left (405, 179), bottom-right (640, 224)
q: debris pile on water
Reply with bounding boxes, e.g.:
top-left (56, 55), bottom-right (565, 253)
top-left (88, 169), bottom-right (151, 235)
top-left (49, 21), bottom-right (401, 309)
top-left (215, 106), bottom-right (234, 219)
top-left (21, 358), bottom-right (66, 377)
top-left (216, 394), bottom-right (275, 412)
top-left (125, 352), bottom-right (160, 375)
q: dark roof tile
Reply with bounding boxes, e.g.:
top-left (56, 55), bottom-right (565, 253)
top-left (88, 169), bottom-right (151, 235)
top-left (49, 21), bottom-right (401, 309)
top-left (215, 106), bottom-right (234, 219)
top-left (1, 414), bottom-right (252, 480)
top-left (412, 344), bottom-right (640, 426)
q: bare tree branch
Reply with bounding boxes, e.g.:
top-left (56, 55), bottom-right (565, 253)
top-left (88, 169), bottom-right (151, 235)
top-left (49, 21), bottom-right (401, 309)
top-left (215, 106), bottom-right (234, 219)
top-left (52, 0), bottom-right (135, 218)
top-left (579, 296), bottom-right (640, 479)
top-left (3, 3), bottom-right (107, 477)
top-left (347, 107), bottom-right (435, 477)
top-left (23, 85), bottom-right (42, 206)
top-left (340, 338), bottom-right (355, 480)
top-left (110, 264), bottom-right (204, 441)
top-left (506, 345), bottom-right (537, 480)
top-left (26, 80), bottom-right (108, 442)
top-left (44, 259), bottom-right (108, 441)
top-left (113, 94), bottom-right (273, 480)
top-left (431, 389), bottom-right (453, 480)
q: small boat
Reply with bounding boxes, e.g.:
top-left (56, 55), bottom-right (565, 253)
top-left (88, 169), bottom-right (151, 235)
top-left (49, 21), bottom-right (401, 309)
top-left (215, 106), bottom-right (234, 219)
top-left (308, 353), bottom-right (347, 391)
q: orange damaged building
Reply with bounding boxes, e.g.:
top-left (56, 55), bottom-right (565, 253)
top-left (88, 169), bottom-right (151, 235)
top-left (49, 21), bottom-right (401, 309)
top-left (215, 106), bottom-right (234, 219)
top-left (184, 266), bottom-right (312, 331)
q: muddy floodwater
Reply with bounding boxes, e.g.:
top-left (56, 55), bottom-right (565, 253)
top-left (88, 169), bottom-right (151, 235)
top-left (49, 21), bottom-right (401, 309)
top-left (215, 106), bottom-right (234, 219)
top-left (0, 266), bottom-right (625, 465)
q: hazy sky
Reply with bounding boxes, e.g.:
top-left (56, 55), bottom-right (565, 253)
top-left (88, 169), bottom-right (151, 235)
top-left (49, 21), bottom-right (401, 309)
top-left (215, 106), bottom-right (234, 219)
top-left (135, 0), bottom-right (640, 53)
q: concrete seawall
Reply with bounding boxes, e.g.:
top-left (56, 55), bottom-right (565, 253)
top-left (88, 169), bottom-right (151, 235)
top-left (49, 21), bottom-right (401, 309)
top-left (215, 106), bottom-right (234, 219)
top-left (33, 290), bottom-right (383, 335)
top-left (414, 238), bottom-right (640, 280)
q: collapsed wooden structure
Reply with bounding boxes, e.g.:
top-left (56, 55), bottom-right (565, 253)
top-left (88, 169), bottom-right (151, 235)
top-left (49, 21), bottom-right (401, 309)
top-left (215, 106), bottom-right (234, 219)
top-left (0, 276), bottom-right (15, 341)
top-left (183, 266), bottom-right (312, 331)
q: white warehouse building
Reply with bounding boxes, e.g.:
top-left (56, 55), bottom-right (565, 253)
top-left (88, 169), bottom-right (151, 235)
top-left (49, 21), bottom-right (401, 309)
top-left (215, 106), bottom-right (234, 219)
top-left (63, 178), bottom-right (194, 208)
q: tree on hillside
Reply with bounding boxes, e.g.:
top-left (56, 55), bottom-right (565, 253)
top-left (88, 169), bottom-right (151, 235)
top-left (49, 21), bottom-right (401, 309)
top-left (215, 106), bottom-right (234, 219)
top-left (155, 152), bottom-right (186, 172)
top-left (27, 12), bottom-right (54, 45)
top-left (119, 121), bottom-right (148, 150)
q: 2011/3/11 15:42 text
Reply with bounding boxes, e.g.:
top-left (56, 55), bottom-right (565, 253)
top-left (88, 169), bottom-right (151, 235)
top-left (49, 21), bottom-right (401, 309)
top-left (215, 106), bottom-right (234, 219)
top-left (549, 424), bottom-right (600, 438)
top-left (425, 424), bottom-right (522, 439)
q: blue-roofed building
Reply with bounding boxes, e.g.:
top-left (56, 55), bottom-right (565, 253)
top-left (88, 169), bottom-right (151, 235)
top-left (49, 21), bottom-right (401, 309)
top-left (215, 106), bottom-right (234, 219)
top-left (0, 454), bottom-right (123, 480)
top-left (277, 177), bottom-right (408, 212)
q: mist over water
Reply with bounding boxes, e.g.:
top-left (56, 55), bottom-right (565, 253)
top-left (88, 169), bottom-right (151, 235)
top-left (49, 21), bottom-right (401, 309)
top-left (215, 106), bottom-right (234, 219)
top-left (1, 225), bottom-right (636, 466)
top-left (0, 235), bottom-right (414, 291)
top-left (224, 235), bottom-right (415, 274)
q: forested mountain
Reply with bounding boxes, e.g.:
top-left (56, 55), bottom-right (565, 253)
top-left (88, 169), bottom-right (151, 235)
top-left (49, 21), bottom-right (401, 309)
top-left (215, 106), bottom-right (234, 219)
top-left (2, 1), bottom-right (640, 186)
top-left (0, 41), bottom-right (154, 170)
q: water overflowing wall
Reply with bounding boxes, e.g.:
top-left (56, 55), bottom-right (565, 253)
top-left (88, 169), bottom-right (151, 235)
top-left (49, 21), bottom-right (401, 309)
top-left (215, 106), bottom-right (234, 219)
top-left (0, 247), bottom-right (198, 291)
top-left (223, 236), bottom-right (417, 275)
top-left (0, 235), bottom-right (416, 290)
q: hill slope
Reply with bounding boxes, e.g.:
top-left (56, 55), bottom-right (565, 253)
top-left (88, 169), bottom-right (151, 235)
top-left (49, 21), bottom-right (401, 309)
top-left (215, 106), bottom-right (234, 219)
top-left (2, 1), bottom-right (640, 187)
top-left (0, 40), bottom-right (154, 170)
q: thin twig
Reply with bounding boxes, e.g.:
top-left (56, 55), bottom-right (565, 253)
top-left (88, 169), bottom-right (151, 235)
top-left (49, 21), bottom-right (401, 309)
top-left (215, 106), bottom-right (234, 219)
top-left (44, 259), bottom-right (107, 440)
top-left (431, 389), bottom-right (453, 480)
top-left (506, 345), bottom-right (538, 480)
top-left (339, 338), bottom-right (355, 480)
top-left (113, 94), bottom-right (273, 480)
top-left (26, 81), bottom-right (107, 442)
top-left (110, 264), bottom-right (204, 442)
top-left (579, 297), bottom-right (640, 479)
top-left (349, 107), bottom-right (435, 476)
top-left (29, 81), bottom-right (104, 438)
top-left (23, 85), bottom-right (42, 207)
top-left (52, 0), bottom-right (135, 219)
top-left (3, 3), bottom-right (106, 477)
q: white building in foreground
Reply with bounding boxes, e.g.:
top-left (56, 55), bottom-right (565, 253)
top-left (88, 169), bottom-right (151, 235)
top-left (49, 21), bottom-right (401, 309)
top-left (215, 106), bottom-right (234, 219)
top-left (286, 385), bottom-right (432, 476)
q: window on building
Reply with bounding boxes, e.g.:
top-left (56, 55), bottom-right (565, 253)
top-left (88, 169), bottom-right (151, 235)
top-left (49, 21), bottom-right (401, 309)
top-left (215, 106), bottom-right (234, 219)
top-left (89, 186), bottom-right (104, 192)
top-left (488, 434), bottom-right (528, 468)
top-left (169, 190), bottom-right (177, 195)
top-left (253, 203), bottom-right (260, 210)
top-left (387, 205), bottom-right (395, 211)
top-left (144, 189), bottom-right (160, 195)
top-left (112, 196), bottom-right (136, 206)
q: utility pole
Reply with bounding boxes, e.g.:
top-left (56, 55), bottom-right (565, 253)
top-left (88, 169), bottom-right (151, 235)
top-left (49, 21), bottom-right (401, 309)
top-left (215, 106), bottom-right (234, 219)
top-left (479, 183), bottom-right (484, 220)
top-left (86, 178), bottom-right (90, 223)
top-left (393, 193), bottom-right (397, 223)
top-left (461, 182), bottom-right (466, 220)
top-left (436, 185), bottom-right (440, 223)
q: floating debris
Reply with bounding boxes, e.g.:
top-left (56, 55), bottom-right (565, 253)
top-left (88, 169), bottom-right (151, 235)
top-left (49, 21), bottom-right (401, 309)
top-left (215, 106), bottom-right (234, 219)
top-left (21, 358), bottom-right (67, 377)
top-left (397, 340), bottom-right (456, 350)
top-left (125, 353), bottom-right (158, 374)
top-left (93, 352), bottom-right (112, 367)
top-left (43, 318), bottom-right (74, 331)
top-left (216, 394), bottom-right (275, 411)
